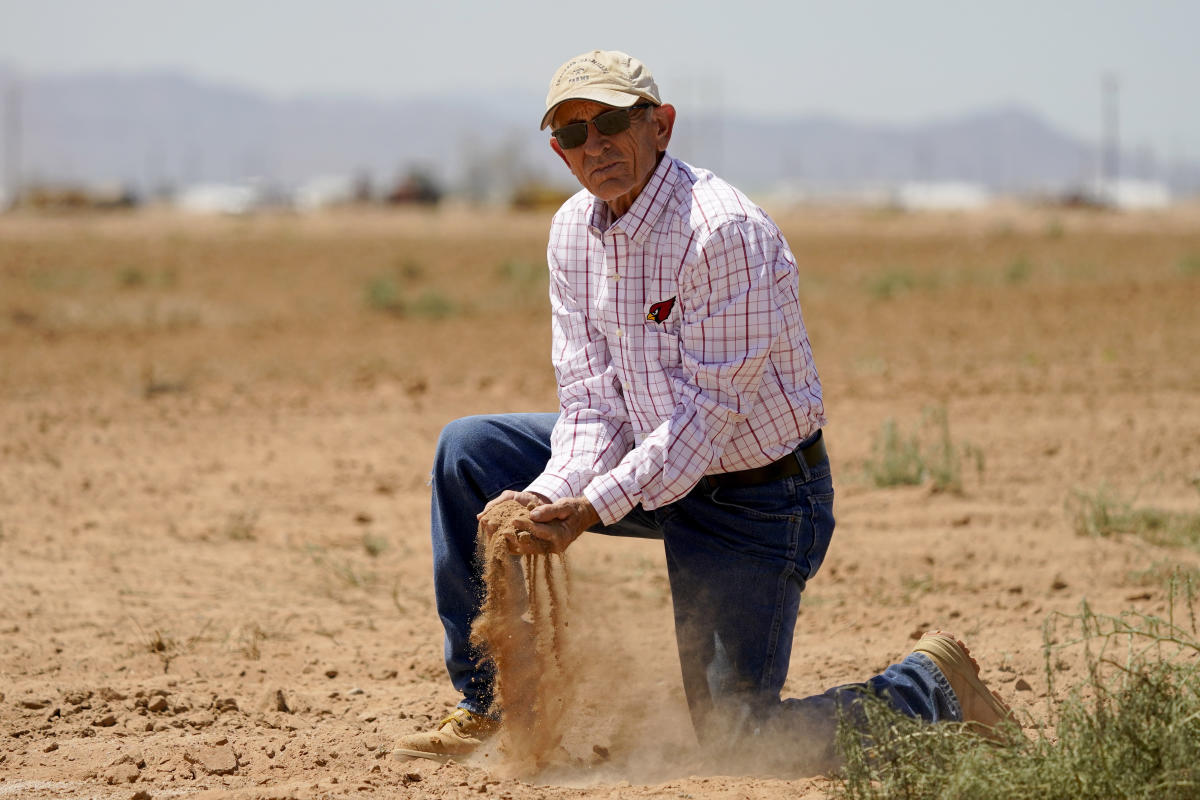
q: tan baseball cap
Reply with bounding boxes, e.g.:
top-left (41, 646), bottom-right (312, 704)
top-left (540, 50), bottom-right (661, 130)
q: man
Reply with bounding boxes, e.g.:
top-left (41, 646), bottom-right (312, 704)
top-left (394, 50), bottom-right (1013, 771)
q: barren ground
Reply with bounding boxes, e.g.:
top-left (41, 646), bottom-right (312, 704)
top-left (2, 205), bottom-right (1198, 799)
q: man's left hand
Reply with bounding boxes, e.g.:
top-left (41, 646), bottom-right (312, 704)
top-left (508, 496), bottom-right (600, 555)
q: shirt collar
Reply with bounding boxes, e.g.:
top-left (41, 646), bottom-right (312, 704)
top-left (585, 152), bottom-right (678, 245)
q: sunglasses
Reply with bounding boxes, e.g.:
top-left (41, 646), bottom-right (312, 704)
top-left (551, 104), bottom-right (654, 149)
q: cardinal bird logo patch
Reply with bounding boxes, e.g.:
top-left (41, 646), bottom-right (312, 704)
top-left (646, 297), bottom-right (677, 323)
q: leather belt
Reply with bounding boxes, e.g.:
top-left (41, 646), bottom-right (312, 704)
top-left (702, 430), bottom-right (827, 490)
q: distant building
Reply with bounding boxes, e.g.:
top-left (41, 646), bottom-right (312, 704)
top-left (293, 174), bottom-right (365, 212)
top-left (1094, 179), bottom-right (1172, 210)
top-left (175, 183), bottom-right (262, 215)
top-left (893, 182), bottom-right (990, 211)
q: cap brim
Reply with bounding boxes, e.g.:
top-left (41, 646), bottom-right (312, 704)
top-left (540, 88), bottom-right (645, 130)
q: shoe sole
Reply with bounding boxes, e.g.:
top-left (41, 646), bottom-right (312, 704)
top-left (913, 631), bottom-right (1016, 736)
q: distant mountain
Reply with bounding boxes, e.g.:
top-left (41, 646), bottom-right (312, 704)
top-left (1, 66), bottom-right (1196, 199)
top-left (0, 67), bottom-right (553, 198)
top-left (677, 107), bottom-right (1096, 192)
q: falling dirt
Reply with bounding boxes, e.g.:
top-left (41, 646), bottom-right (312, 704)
top-left (471, 500), bottom-right (574, 772)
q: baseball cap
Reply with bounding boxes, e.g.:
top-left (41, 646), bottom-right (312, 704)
top-left (540, 50), bottom-right (661, 130)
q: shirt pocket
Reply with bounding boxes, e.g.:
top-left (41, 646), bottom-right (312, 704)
top-left (643, 327), bottom-right (681, 371)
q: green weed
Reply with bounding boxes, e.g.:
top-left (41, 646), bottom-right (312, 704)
top-left (362, 532), bottom-right (388, 558)
top-left (364, 273), bottom-right (457, 319)
top-left (497, 259), bottom-right (543, 284)
top-left (1004, 256), bottom-right (1034, 285)
top-left (866, 268), bottom-right (919, 300)
top-left (1069, 486), bottom-right (1200, 550)
top-left (364, 274), bottom-right (404, 314)
top-left (1177, 254), bottom-right (1200, 277)
top-left (834, 578), bottom-right (1200, 800)
top-left (1128, 561), bottom-right (1200, 589)
top-left (865, 407), bottom-right (983, 493)
top-left (306, 544), bottom-right (374, 588)
top-left (409, 289), bottom-right (457, 319)
top-left (865, 419), bottom-right (924, 487)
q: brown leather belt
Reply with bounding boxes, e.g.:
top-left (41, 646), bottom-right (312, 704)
top-left (702, 430), bottom-right (827, 490)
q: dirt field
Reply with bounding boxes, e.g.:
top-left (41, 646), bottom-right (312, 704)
top-left (2, 204), bottom-right (1198, 799)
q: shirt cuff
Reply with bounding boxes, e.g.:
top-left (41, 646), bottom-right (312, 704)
top-left (524, 472), bottom-right (575, 504)
top-left (582, 473), bottom-right (638, 525)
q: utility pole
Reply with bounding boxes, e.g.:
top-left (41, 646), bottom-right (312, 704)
top-left (3, 81), bottom-right (21, 208)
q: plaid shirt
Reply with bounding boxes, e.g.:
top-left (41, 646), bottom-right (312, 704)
top-left (524, 154), bottom-right (825, 524)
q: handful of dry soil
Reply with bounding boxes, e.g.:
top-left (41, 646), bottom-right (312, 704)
top-left (470, 500), bottom-right (572, 769)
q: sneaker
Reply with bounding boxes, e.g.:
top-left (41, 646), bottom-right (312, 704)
top-left (392, 708), bottom-right (498, 761)
top-left (912, 631), bottom-right (1018, 740)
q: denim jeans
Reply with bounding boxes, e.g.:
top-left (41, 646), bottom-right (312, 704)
top-left (430, 413), bottom-right (961, 769)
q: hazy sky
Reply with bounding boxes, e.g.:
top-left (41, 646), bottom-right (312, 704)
top-left (2, 0), bottom-right (1197, 160)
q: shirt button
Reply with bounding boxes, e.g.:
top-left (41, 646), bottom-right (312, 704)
top-left (615, 328), bottom-right (623, 338)
top-left (610, 274), bottom-right (621, 282)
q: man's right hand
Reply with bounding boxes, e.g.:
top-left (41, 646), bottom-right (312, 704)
top-left (477, 490), bottom-right (549, 538)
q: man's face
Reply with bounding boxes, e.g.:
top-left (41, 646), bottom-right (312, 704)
top-left (549, 99), bottom-right (675, 217)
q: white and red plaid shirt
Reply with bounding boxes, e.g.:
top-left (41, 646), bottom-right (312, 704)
top-left (524, 154), bottom-right (826, 524)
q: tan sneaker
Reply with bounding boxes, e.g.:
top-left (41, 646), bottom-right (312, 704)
top-left (912, 631), bottom-right (1018, 740)
top-left (392, 708), bottom-right (498, 761)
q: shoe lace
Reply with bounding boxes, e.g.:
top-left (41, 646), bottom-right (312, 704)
top-left (440, 708), bottom-right (494, 734)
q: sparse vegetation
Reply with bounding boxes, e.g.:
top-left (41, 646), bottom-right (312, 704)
top-left (865, 418), bottom-right (924, 486)
top-left (497, 259), bottom-right (543, 284)
top-left (866, 268), bottom-right (919, 300)
top-left (306, 544), bottom-right (374, 589)
top-left (230, 622), bottom-right (269, 660)
top-left (409, 288), bottom-right (458, 319)
top-left (864, 407), bottom-right (983, 493)
top-left (1128, 561), bottom-right (1200, 588)
top-left (364, 272), bottom-right (458, 318)
top-left (364, 273), bottom-right (405, 314)
top-left (1004, 255), bottom-right (1033, 284)
top-left (118, 266), bottom-right (148, 288)
top-left (362, 532), bottom-right (388, 558)
top-left (834, 578), bottom-right (1200, 800)
top-left (1178, 253), bottom-right (1200, 277)
top-left (1069, 486), bottom-right (1200, 550)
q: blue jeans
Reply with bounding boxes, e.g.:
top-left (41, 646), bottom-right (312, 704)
top-left (430, 413), bottom-right (961, 770)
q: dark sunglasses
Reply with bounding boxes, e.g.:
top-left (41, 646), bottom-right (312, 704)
top-left (551, 103), bottom-right (654, 149)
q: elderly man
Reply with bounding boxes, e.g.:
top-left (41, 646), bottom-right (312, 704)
top-left (394, 50), bottom-right (1013, 770)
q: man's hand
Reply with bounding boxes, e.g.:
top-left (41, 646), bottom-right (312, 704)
top-left (477, 490), bottom-right (549, 539)
top-left (509, 496), bottom-right (600, 555)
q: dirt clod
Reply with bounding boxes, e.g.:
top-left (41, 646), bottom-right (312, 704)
top-left (105, 763), bottom-right (141, 784)
top-left (184, 744), bottom-right (239, 775)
